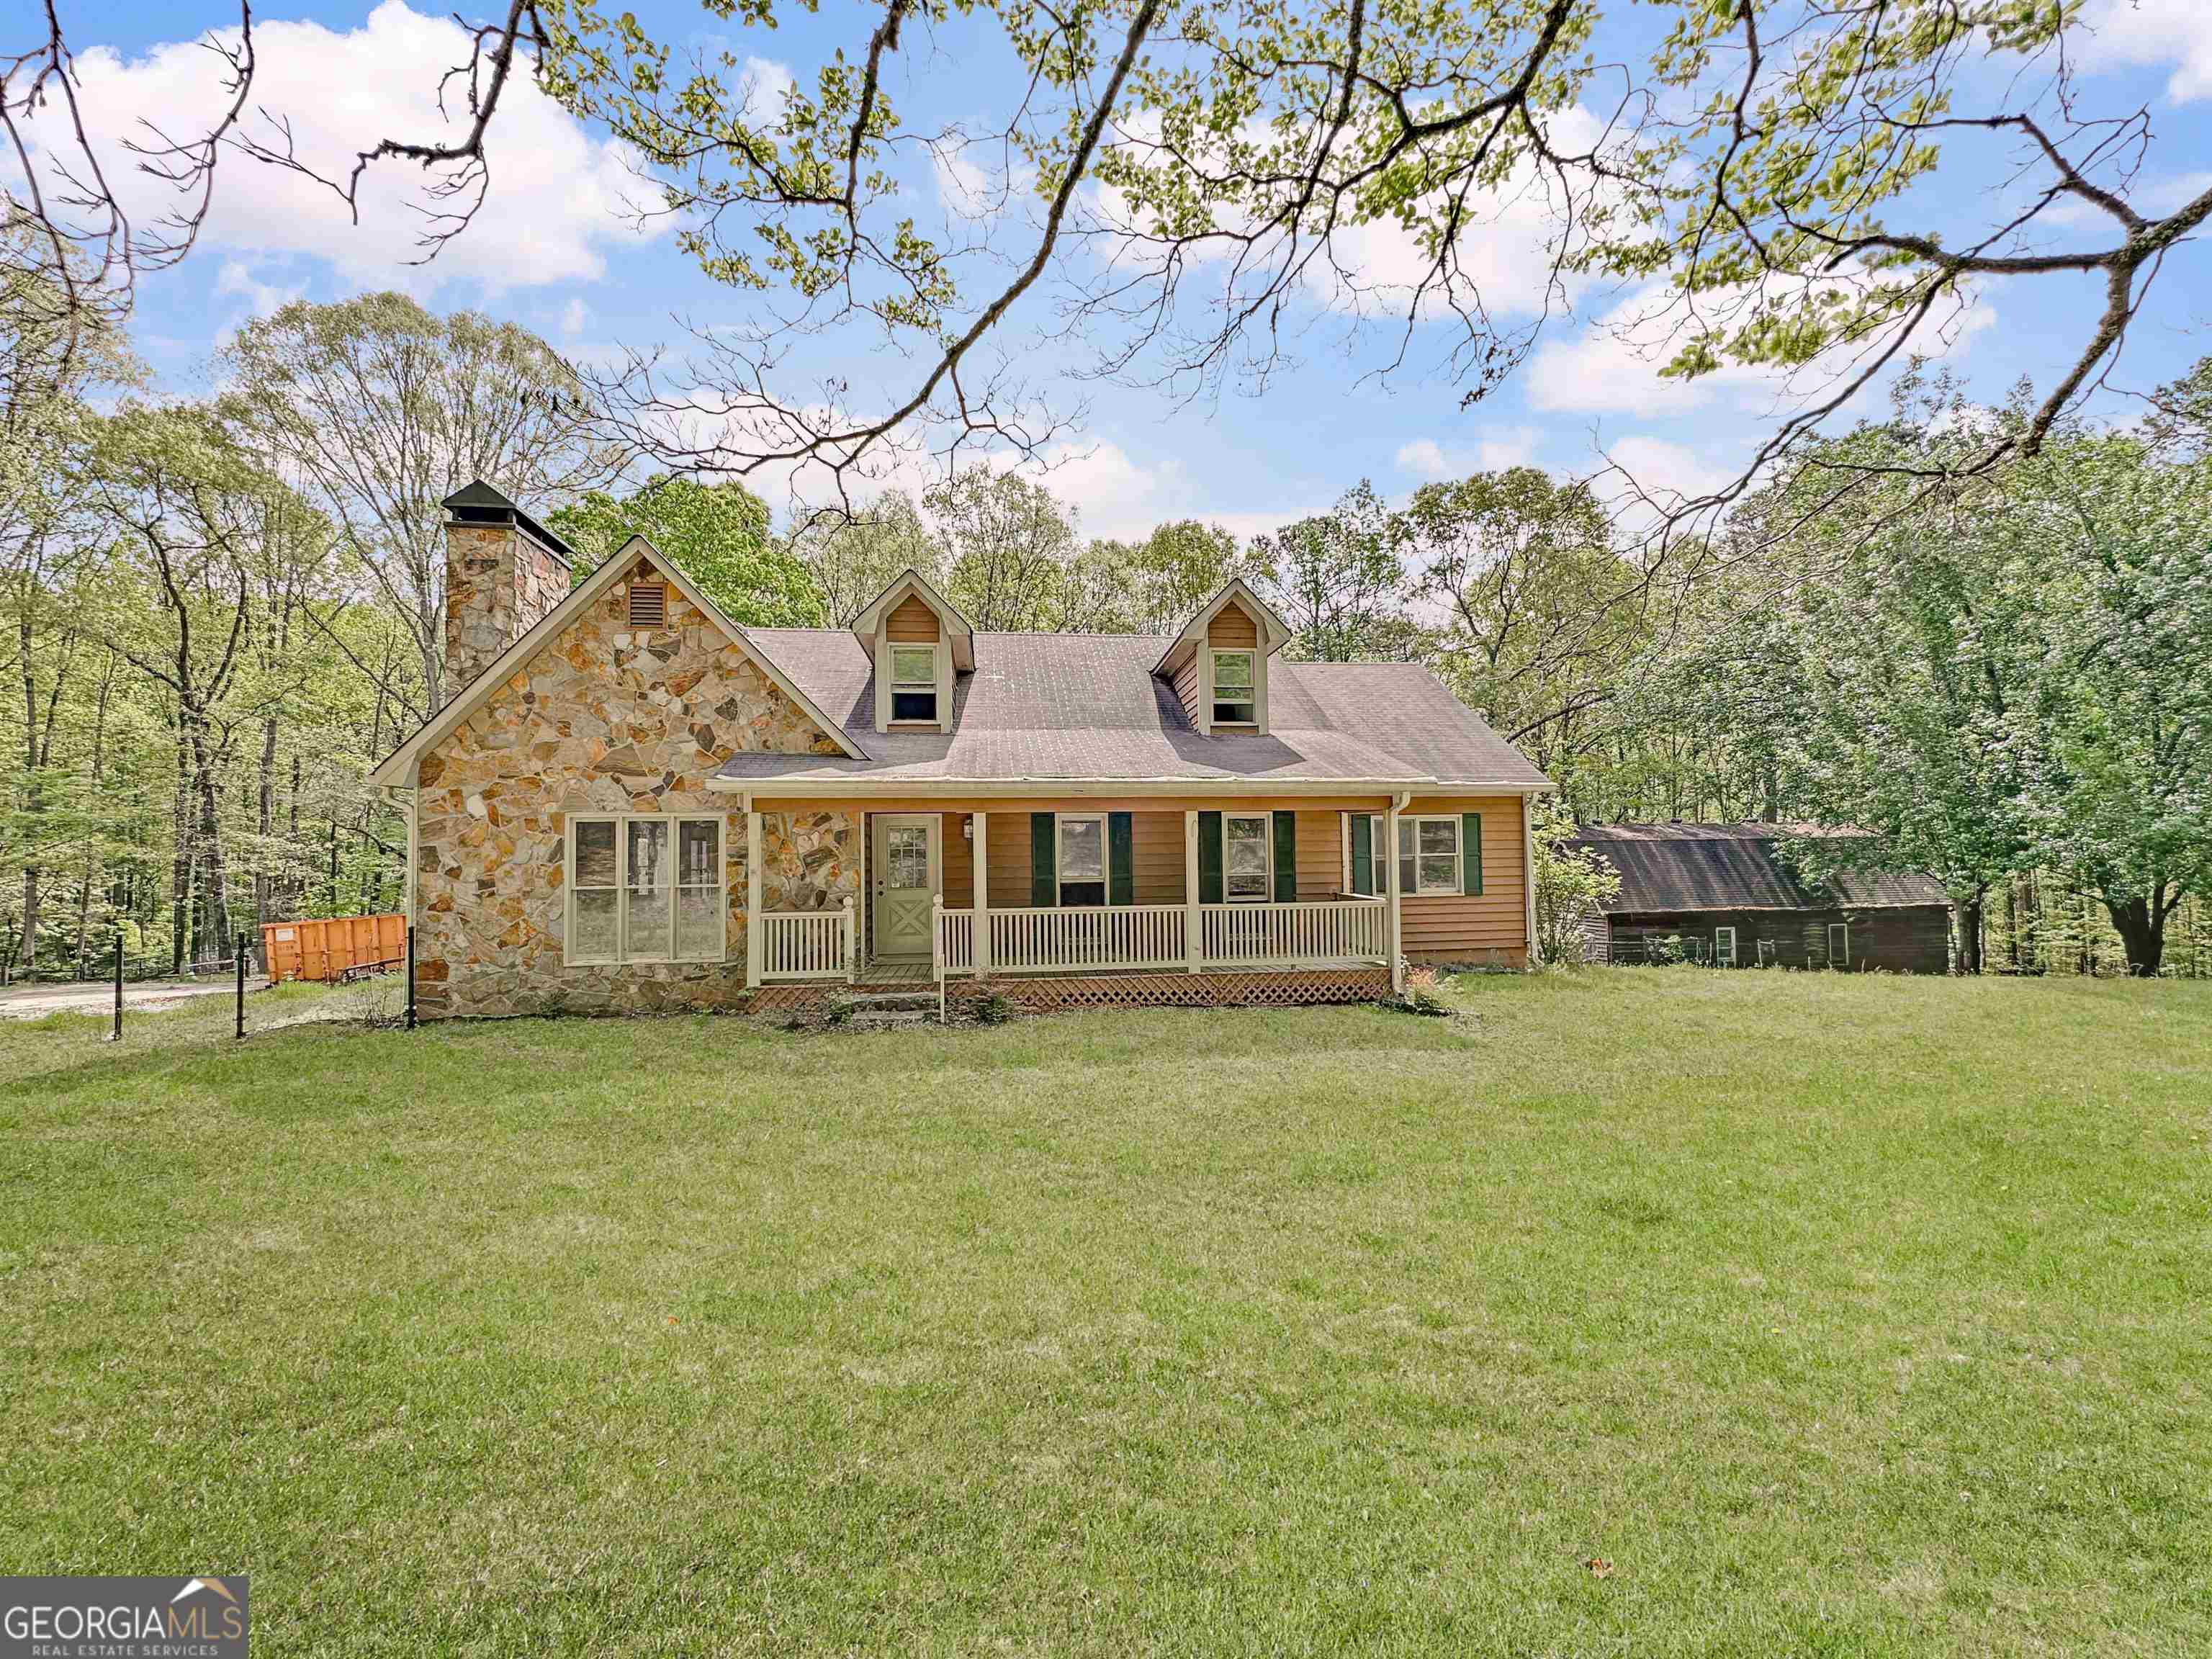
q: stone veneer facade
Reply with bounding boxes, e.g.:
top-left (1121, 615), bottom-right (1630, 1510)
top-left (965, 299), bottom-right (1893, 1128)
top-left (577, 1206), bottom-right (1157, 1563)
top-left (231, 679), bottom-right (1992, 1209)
top-left (443, 518), bottom-right (573, 702)
top-left (413, 553), bottom-right (854, 1018)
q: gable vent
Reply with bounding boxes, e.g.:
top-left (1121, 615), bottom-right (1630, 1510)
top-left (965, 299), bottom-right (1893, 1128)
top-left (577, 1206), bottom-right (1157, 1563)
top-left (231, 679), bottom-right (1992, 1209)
top-left (626, 583), bottom-right (667, 628)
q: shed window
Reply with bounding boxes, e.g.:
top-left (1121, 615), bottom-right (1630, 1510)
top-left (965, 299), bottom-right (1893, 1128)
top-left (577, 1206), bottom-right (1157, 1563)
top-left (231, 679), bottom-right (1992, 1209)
top-left (1826, 921), bottom-right (1850, 968)
top-left (626, 583), bottom-right (667, 627)
top-left (1395, 816), bottom-right (1462, 895)
top-left (1224, 812), bottom-right (1271, 900)
top-left (1211, 649), bottom-right (1256, 724)
top-left (567, 814), bottom-right (723, 964)
top-left (1714, 926), bottom-right (1737, 968)
top-left (1057, 813), bottom-right (1106, 907)
top-left (889, 644), bottom-right (938, 722)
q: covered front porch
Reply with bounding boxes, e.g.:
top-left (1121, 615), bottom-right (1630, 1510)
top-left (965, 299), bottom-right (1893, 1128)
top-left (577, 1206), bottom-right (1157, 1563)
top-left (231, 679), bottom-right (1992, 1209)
top-left (736, 795), bottom-right (1409, 1007)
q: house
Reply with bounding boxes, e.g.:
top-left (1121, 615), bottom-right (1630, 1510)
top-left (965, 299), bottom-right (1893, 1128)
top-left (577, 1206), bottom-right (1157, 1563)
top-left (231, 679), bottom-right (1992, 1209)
top-left (369, 482), bottom-right (1555, 1019)
top-left (1566, 822), bottom-right (1954, 972)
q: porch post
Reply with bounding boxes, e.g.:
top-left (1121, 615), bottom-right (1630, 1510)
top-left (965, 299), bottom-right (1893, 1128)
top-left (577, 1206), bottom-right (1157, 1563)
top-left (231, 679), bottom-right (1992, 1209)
top-left (1184, 809), bottom-right (1202, 973)
top-left (972, 812), bottom-right (992, 976)
top-left (1385, 796), bottom-right (1405, 994)
top-left (745, 808), bottom-right (763, 989)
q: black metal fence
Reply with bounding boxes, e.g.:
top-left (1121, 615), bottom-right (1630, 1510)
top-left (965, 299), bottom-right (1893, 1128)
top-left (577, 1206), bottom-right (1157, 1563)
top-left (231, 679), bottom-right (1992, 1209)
top-left (87, 927), bottom-right (419, 1044)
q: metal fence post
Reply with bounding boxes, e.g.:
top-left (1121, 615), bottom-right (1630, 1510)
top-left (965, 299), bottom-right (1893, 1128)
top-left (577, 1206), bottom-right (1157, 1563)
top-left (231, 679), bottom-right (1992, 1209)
top-left (405, 924), bottom-right (417, 1030)
top-left (109, 932), bottom-right (123, 1042)
top-left (235, 932), bottom-right (247, 1039)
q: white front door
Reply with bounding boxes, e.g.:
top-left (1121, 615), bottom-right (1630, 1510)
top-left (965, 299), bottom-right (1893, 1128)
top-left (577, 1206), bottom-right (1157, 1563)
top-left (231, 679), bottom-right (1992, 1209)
top-left (871, 814), bottom-right (940, 959)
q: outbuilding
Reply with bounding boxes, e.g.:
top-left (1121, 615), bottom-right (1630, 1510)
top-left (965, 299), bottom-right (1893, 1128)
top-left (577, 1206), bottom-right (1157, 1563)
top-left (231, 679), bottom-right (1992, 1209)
top-left (1568, 822), bottom-right (1954, 972)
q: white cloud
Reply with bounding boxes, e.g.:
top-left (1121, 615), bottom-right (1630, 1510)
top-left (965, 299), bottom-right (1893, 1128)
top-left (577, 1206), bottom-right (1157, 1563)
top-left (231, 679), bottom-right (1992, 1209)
top-left (1527, 278), bottom-right (1997, 418)
top-left (2082, 0), bottom-right (2212, 102)
top-left (559, 297), bottom-right (589, 339)
top-left (49, 1), bottom-right (656, 295)
top-left (1024, 441), bottom-right (1184, 543)
top-left (215, 260), bottom-right (303, 318)
top-left (1394, 428), bottom-right (1542, 480)
top-left (1601, 436), bottom-right (1737, 511)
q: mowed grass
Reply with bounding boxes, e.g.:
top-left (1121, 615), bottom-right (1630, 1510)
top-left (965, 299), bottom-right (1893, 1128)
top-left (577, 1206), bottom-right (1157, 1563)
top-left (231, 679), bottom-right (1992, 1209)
top-left (3, 972), bottom-right (2208, 1657)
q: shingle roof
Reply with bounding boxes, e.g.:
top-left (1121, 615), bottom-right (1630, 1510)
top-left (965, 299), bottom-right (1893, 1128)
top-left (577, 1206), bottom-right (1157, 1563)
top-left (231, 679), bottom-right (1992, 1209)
top-left (1568, 822), bottom-right (1952, 913)
top-left (726, 630), bottom-right (1551, 788)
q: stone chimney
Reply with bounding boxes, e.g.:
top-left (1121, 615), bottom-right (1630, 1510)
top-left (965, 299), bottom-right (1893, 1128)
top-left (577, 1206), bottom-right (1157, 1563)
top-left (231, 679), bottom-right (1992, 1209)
top-left (441, 480), bottom-right (576, 705)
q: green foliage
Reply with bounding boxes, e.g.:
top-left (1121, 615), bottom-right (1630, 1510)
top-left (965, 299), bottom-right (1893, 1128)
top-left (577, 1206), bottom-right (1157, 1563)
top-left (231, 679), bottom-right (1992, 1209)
top-left (548, 474), bottom-right (828, 626)
top-left (1529, 799), bottom-right (1624, 966)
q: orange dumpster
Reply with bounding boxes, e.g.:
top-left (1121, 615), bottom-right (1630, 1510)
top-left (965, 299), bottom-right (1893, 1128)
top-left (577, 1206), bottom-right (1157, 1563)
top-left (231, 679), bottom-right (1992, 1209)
top-left (261, 914), bottom-right (405, 985)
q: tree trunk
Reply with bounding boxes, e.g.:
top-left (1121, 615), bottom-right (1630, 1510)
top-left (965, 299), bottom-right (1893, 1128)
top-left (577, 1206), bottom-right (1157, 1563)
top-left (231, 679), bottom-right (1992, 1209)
top-left (1958, 887), bottom-right (1985, 975)
top-left (2105, 893), bottom-right (2165, 978)
top-left (170, 738), bottom-right (192, 975)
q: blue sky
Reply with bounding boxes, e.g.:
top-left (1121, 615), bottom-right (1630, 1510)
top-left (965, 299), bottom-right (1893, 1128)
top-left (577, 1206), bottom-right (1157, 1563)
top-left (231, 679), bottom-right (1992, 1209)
top-left (60, 0), bottom-right (2212, 541)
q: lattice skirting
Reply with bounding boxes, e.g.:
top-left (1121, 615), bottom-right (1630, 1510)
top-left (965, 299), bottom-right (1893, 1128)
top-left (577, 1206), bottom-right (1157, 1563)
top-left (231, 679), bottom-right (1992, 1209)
top-left (961, 968), bottom-right (1390, 1012)
top-left (745, 968), bottom-right (1390, 1017)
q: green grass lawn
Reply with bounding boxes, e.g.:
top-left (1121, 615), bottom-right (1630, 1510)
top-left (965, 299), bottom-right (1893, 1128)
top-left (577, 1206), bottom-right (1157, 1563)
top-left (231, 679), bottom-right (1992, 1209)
top-left (4, 971), bottom-right (2208, 1656)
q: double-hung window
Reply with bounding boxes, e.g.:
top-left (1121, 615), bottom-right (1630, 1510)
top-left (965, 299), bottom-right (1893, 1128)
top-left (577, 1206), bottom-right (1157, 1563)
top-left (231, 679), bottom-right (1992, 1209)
top-left (1057, 813), bottom-right (1106, 907)
top-left (889, 644), bottom-right (939, 723)
top-left (567, 814), bottom-right (725, 964)
top-left (1210, 649), bottom-right (1256, 725)
top-left (1395, 816), bottom-right (1462, 895)
top-left (1223, 812), bottom-right (1272, 901)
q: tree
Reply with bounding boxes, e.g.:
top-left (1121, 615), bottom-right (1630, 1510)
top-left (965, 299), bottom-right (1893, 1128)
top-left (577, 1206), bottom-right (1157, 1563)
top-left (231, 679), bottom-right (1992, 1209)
top-left (791, 493), bottom-right (946, 627)
top-left (220, 294), bottom-right (621, 716)
top-left (1406, 467), bottom-right (1644, 783)
top-left (1123, 521), bottom-right (1258, 633)
top-left (2005, 432), bottom-right (2212, 974)
top-left (1255, 483), bottom-right (1411, 661)
top-left (1529, 799), bottom-right (1621, 966)
top-left (929, 470), bottom-right (1077, 631)
top-left (548, 475), bottom-right (826, 626)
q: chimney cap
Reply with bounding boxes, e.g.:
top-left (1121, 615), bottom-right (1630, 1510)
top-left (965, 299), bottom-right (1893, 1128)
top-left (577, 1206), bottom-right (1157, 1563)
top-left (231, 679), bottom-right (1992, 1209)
top-left (441, 478), bottom-right (580, 568)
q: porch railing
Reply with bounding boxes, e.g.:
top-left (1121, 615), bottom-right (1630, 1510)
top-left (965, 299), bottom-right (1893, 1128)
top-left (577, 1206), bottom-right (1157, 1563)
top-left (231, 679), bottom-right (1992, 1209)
top-left (990, 904), bottom-right (1189, 974)
top-left (935, 902), bottom-right (976, 976)
top-left (925, 897), bottom-right (1388, 979)
top-left (1200, 898), bottom-right (1385, 967)
top-left (759, 899), bottom-right (855, 981)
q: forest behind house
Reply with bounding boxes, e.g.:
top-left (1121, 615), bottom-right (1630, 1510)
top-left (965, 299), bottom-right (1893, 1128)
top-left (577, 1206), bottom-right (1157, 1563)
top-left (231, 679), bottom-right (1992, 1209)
top-left (6, 282), bottom-right (2210, 981)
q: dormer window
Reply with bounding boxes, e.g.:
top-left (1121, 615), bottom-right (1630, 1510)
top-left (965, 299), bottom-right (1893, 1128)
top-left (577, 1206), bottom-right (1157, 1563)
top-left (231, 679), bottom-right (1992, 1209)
top-left (1211, 649), bottom-right (1256, 725)
top-left (889, 644), bottom-right (939, 723)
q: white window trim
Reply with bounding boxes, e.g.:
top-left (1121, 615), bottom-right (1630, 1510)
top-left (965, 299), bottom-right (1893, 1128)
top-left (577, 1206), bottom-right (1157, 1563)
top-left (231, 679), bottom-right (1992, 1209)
top-left (886, 642), bottom-right (943, 726)
top-left (1223, 811), bottom-right (1272, 903)
top-left (1714, 925), bottom-right (1737, 968)
top-left (1827, 921), bottom-right (1850, 968)
top-left (1397, 814), bottom-right (1464, 896)
top-left (1210, 647), bottom-right (1258, 726)
top-left (565, 811), bottom-right (727, 967)
top-left (1056, 811), bottom-right (1107, 903)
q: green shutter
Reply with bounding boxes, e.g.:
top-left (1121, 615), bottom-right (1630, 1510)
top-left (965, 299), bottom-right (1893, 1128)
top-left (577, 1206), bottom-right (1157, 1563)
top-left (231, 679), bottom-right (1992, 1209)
top-left (1030, 813), bottom-right (1056, 907)
top-left (1461, 812), bottom-right (1483, 895)
top-left (1349, 813), bottom-right (1372, 896)
top-left (1272, 811), bottom-right (1297, 902)
top-left (1109, 812), bottom-right (1134, 906)
top-left (1197, 811), bottom-right (1223, 904)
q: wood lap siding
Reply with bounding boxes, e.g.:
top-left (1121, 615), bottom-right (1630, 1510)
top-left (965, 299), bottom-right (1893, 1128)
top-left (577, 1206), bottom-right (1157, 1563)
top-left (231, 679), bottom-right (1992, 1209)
top-left (1294, 811), bottom-right (1344, 899)
top-left (1398, 796), bottom-right (1529, 963)
top-left (1208, 604), bottom-right (1259, 649)
top-left (1172, 655), bottom-right (1204, 729)
top-left (943, 814), bottom-right (974, 908)
top-left (886, 595), bottom-right (940, 642)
